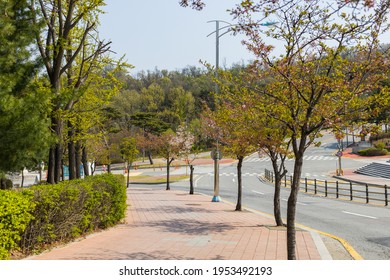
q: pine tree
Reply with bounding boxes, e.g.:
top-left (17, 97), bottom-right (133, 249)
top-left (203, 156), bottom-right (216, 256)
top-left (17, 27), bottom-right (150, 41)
top-left (0, 0), bottom-right (50, 174)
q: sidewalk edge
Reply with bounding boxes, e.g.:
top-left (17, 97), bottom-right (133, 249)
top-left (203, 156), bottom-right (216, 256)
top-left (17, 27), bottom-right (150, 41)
top-left (197, 193), bottom-right (362, 260)
top-left (297, 225), bottom-right (364, 260)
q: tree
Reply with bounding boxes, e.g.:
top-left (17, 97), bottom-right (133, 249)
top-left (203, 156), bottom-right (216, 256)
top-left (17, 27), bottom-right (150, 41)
top-left (258, 124), bottom-right (291, 227)
top-left (202, 72), bottom-right (257, 211)
top-left (244, 84), bottom-right (291, 226)
top-left (65, 63), bottom-right (127, 178)
top-left (157, 129), bottom-right (185, 191)
top-left (232, 0), bottom-right (390, 259)
top-left (174, 125), bottom-right (196, 194)
top-left (0, 0), bottom-right (51, 175)
top-left (128, 112), bottom-right (171, 164)
top-left (120, 137), bottom-right (139, 187)
top-left (30, 0), bottom-right (112, 183)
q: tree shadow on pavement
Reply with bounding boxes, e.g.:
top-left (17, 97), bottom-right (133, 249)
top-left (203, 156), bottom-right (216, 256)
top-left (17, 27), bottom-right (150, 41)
top-left (145, 219), bottom-right (234, 235)
top-left (143, 205), bottom-right (212, 214)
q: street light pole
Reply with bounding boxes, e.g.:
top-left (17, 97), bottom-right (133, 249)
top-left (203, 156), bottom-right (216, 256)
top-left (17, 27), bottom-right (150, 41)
top-left (207, 20), bottom-right (277, 202)
top-left (208, 20), bottom-right (232, 93)
top-left (207, 20), bottom-right (232, 202)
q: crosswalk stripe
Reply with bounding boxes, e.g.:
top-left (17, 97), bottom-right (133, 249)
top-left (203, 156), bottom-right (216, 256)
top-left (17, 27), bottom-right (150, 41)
top-left (206, 173), bottom-right (261, 177)
top-left (244, 155), bottom-right (336, 162)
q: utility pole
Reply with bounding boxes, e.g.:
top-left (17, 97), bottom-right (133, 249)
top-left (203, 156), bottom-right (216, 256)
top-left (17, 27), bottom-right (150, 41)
top-left (207, 20), bottom-right (277, 202)
top-left (207, 20), bottom-right (231, 202)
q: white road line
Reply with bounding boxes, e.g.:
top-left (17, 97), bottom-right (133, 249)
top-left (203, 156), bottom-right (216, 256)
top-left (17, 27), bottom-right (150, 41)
top-left (282, 198), bottom-right (307, 206)
top-left (342, 211), bottom-right (378, 219)
top-left (252, 190), bottom-right (264, 195)
top-left (194, 176), bottom-right (203, 189)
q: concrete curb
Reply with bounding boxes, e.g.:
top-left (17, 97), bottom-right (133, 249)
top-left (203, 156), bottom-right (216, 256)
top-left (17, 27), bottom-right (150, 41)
top-left (309, 231), bottom-right (333, 260)
top-left (333, 175), bottom-right (387, 187)
top-left (297, 225), bottom-right (363, 260)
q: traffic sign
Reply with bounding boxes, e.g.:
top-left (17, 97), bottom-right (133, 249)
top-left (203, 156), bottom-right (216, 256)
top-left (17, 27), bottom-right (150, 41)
top-left (211, 149), bottom-right (223, 160)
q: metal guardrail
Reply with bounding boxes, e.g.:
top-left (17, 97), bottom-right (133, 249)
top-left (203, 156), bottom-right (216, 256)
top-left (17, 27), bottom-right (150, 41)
top-left (264, 169), bottom-right (389, 206)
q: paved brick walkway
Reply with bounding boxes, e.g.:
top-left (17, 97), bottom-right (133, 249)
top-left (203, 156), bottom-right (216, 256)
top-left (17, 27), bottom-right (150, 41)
top-left (26, 187), bottom-right (324, 260)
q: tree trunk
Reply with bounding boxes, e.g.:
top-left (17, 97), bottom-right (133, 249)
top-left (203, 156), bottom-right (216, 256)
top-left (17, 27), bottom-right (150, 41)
top-left (62, 159), bottom-right (66, 181)
top-left (235, 156), bottom-right (243, 211)
top-left (47, 147), bottom-right (55, 184)
top-left (68, 141), bottom-right (76, 179)
top-left (82, 146), bottom-right (90, 176)
top-left (21, 169), bottom-right (24, 188)
top-left (48, 115), bottom-right (62, 184)
top-left (75, 141), bottom-right (82, 178)
top-left (287, 152), bottom-right (304, 260)
top-left (55, 140), bottom-right (63, 182)
top-left (270, 156), bottom-right (285, 227)
top-left (127, 163), bottom-right (131, 188)
top-left (68, 123), bottom-right (76, 180)
top-left (166, 158), bottom-right (173, 191)
top-left (147, 150), bottom-right (154, 165)
top-left (39, 162), bottom-right (43, 183)
top-left (189, 165), bottom-right (194, 194)
top-left (53, 117), bottom-right (63, 183)
top-left (274, 174), bottom-right (284, 226)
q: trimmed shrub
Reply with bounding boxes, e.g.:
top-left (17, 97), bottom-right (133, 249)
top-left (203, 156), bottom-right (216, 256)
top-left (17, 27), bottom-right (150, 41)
top-left (0, 190), bottom-right (35, 259)
top-left (18, 174), bottom-right (127, 255)
top-left (0, 174), bottom-right (126, 259)
top-left (374, 142), bottom-right (386, 150)
top-left (358, 148), bottom-right (388, 156)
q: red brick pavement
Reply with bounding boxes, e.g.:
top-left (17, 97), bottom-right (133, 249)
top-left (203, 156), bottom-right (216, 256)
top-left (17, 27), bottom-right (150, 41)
top-left (26, 187), bottom-right (323, 260)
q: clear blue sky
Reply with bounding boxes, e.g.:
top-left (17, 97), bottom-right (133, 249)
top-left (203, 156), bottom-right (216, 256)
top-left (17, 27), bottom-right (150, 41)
top-left (98, 0), bottom-right (254, 74)
top-left (99, 1), bottom-right (390, 75)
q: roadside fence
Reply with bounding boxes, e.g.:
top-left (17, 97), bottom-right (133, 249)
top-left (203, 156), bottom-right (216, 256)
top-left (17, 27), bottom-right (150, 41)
top-left (264, 169), bottom-right (389, 207)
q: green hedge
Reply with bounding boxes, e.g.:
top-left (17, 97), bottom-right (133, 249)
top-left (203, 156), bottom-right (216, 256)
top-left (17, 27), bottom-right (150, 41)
top-left (0, 174), bottom-right (126, 259)
top-left (0, 190), bottom-right (35, 259)
top-left (357, 148), bottom-right (388, 156)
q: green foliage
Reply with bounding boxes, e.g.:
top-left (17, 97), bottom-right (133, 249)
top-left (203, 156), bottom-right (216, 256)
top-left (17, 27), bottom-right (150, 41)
top-left (374, 142), bottom-right (386, 150)
top-left (358, 147), bottom-right (388, 156)
top-left (19, 174), bottom-right (127, 256)
top-left (120, 137), bottom-right (139, 164)
top-left (129, 112), bottom-right (171, 135)
top-left (0, 190), bottom-right (35, 259)
top-left (0, 178), bottom-right (13, 190)
top-left (0, 1), bottom-right (51, 173)
top-left (0, 84), bottom-right (52, 172)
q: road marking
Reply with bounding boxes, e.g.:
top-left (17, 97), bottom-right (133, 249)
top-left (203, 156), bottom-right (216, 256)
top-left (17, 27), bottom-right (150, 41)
top-left (342, 211), bottom-right (378, 219)
top-left (252, 190), bottom-right (264, 195)
top-left (282, 198), bottom-right (307, 206)
top-left (244, 155), bottom-right (336, 162)
top-left (194, 175), bottom-right (203, 189)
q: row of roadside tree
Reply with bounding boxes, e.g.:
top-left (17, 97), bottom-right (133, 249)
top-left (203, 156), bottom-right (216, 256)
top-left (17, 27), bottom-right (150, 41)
top-left (1, 0), bottom-right (390, 261)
